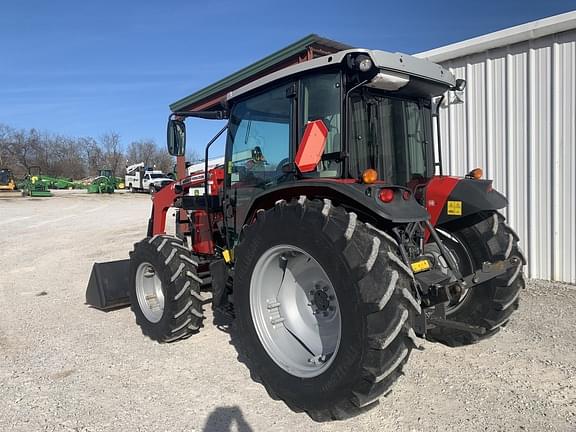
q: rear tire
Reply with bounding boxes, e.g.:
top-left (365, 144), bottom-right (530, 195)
top-left (129, 235), bottom-right (205, 342)
top-left (427, 211), bottom-right (525, 347)
top-left (233, 197), bottom-right (421, 421)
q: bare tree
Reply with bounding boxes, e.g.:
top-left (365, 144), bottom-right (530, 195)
top-left (0, 124), bottom-right (16, 169)
top-left (127, 139), bottom-right (157, 168)
top-left (0, 123), bottom-right (180, 180)
top-left (127, 139), bottom-right (175, 174)
top-left (100, 132), bottom-right (124, 176)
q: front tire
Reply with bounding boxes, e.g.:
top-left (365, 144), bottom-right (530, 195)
top-left (233, 197), bottom-right (421, 421)
top-left (427, 211), bottom-right (525, 347)
top-left (129, 235), bottom-right (205, 342)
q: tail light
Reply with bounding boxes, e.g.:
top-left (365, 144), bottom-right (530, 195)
top-left (378, 188), bottom-right (395, 203)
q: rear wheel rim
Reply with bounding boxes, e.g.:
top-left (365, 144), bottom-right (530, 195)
top-left (135, 262), bottom-right (165, 323)
top-left (250, 245), bottom-right (341, 378)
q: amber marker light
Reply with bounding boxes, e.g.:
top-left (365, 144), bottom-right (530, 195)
top-left (362, 168), bottom-right (378, 184)
top-left (468, 168), bottom-right (483, 179)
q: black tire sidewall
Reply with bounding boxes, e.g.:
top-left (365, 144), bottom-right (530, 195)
top-left (438, 212), bottom-right (521, 326)
top-left (129, 240), bottom-right (177, 338)
top-left (234, 207), bottom-right (365, 410)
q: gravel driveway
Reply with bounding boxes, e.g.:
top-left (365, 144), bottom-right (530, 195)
top-left (0, 191), bottom-right (574, 431)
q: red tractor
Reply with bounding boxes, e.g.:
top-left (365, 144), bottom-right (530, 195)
top-left (87, 40), bottom-right (524, 421)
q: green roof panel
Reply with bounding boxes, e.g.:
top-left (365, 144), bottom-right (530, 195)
top-left (169, 34), bottom-right (351, 112)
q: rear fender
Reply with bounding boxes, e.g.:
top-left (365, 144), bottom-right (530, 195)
top-left (242, 180), bottom-right (429, 228)
top-left (425, 176), bottom-right (508, 227)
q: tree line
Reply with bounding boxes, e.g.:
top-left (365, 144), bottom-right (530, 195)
top-left (0, 123), bottom-right (177, 180)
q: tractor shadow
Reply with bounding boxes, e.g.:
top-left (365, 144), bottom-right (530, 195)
top-left (202, 405), bottom-right (253, 432)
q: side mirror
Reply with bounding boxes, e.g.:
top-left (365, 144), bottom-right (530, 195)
top-left (167, 118), bottom-right (186, 156)
top-left (453, 78), bottom-right (466, 92)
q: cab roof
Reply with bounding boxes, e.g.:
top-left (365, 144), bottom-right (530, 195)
top-left (170, 34), bottom-right (351, 113)
top-left (227, 48), bottom-right (455, 102)
top-left (170, 35), bottom-right (455, 113)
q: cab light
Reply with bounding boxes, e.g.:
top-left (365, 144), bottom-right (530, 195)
top-left (362, 168), bottom-right (378, 184)
top-left (379, 188), bottom-right (395, 203)
top-left (468, 167), bottom-right (483, 179)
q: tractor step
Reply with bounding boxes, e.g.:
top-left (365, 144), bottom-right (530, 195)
top-left (85, 259), bottom-right (130, 310)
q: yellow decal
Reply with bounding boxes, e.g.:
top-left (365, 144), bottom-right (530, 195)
top-left (411, 259), bottom-right (431, 273)
top-left (222, 249), bottom-right (232, 263)
top-left (227, 161), bottom-right (233, 174)
top-left (447, 200), bottom-right (462, 216)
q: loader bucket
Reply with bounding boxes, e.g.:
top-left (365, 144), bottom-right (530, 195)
top-left (85, 259), bottom-right (131, 310)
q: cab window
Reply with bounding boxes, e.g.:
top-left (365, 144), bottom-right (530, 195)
top-left (227, 85), bottom-right (292, 188)
top-left (299, 72), bottom-right (341, 177)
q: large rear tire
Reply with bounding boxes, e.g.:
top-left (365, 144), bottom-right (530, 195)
top-left (129, 235), bottom-right (205, 342)
top-left (233, 197), bottom-right (421, 421)
top-left (427, 211), bottom-right (525, 347)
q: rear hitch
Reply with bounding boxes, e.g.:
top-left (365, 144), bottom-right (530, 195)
top-left (462, 256), bottom-right (521, 287)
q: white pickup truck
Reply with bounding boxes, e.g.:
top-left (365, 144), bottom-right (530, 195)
top-left (125, 163), bottom-right (174, 194)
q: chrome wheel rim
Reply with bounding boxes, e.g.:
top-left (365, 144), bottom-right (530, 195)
top-left (250, 245), bottom-right (341, 378)
top-left (135, 262), bottom-right (165, 323)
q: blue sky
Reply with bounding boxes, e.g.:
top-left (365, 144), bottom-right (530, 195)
top-left (1, 0), bottom-right (574, 158)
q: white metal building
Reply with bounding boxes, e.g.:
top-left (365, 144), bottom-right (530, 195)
top-left (416, 11), bottom-right (576, 284)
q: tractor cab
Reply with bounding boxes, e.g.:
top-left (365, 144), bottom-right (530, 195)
top-left (165, 49), bottom-right (466, 240)
top-left (98, 169), bottom-right (113, 178)
top-left (0, 168), bottom-right (16, 191)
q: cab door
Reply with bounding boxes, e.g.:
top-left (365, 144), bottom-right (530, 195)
top-left (224, 82), bottom-right (295, 243)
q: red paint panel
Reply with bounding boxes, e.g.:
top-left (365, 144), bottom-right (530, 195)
top-left (152, 182), bottom-right (178, 235)
top-left (295, 120), bottom-right (328, 173)
top-left (192, 210), bottom-right (214, 255)
top-left (209, 168), bottom-right (225, 195)
top-left (425, 176), bottom-right (461, 227)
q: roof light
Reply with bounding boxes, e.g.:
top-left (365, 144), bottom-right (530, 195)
top-left (358, 57), bottom-right (373, 72)
top-left (349, 54), bottom-right (374, 73)
top-left (367, 71), bottom-right (409, 91)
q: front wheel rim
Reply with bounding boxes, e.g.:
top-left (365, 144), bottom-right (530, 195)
top-left (249, 245), bottom-right (341, 378)
top-left (135, 262), bottom-right (165, 323)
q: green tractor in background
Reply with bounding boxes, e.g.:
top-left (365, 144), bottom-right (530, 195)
top-left (20, 166), bottom-right (53, 197)
top-left (41, 175), bottom-right (80, 190)
top-left (87, 169), bottom-right (116, 194)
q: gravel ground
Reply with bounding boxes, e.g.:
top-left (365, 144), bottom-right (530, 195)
top-left (0, 191), bottom-right (575, 432)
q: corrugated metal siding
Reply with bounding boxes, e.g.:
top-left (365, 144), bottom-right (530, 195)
top-left (436, 29), bottom-right (576, 283)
